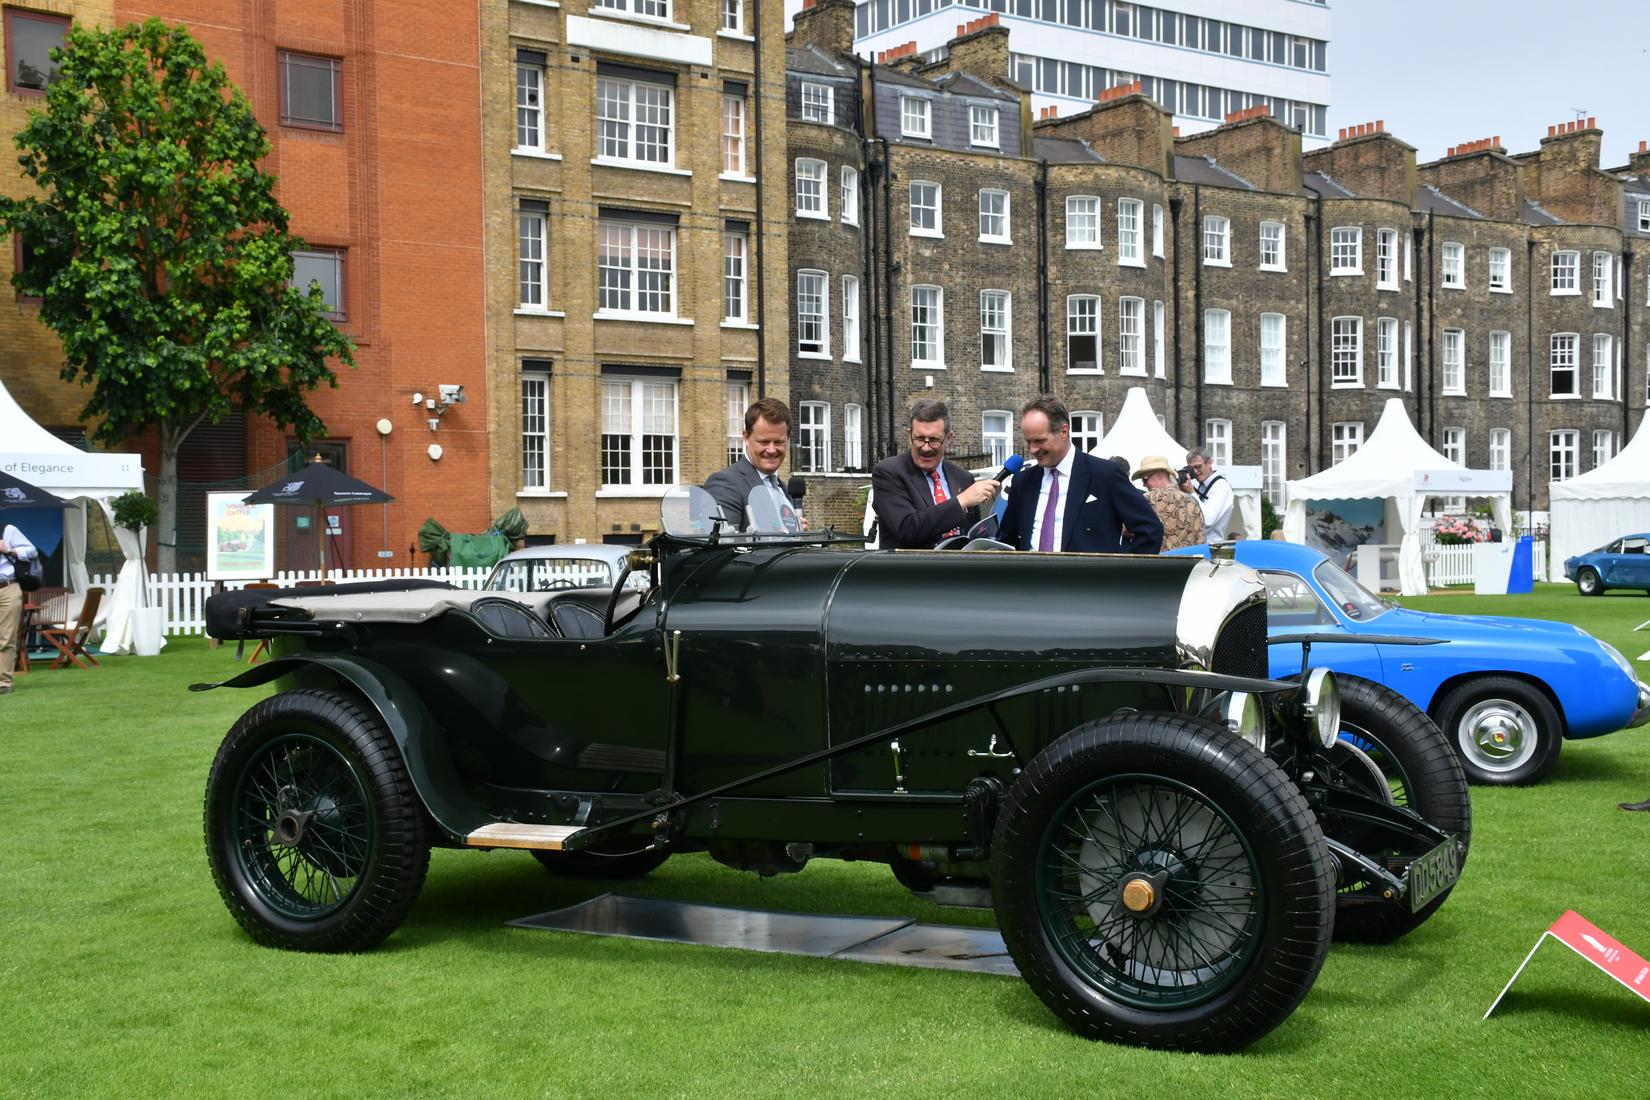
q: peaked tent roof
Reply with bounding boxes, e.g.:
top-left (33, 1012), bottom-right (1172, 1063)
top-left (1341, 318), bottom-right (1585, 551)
top-left (0, 377), bottom-right (84, 456)
top-left (0, 377), bottom-right (143, 498)
top-left (1287, 398), bottom-right (1457, 500)
top-left (1549, 410), bottom-right (1650, 500)
top-left (1093, 388), bottom-right (1188, 471)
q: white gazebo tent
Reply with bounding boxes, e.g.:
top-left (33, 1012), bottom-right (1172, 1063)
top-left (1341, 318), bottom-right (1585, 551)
top-left (1548, 411), bottom-right (1650, 581)
top-left (0, 378), bottom-right (149, 651)
top-left (1283, 398), bottom-right (1512, 595)
top-left (1094, 387), bottom-right (1265, 538)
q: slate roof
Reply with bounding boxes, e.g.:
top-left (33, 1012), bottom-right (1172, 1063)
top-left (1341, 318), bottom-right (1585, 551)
top-left (1301, 170), bottom-right (1354, 198)
top-left (786, 44), bottom-right (852, 78)
top-left (1035, 136), bottom-right (1103, 164)
top-left (1174, 155), bottom-right (1253, 189)
top-left (1415, 185), bottom-right (1483, 219)
top-left (1524, 199), bottom-right (1564, 225)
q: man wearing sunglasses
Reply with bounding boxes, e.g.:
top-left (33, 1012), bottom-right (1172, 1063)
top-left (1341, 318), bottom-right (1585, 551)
top-left (871, 399), bottom-right (1000, 549)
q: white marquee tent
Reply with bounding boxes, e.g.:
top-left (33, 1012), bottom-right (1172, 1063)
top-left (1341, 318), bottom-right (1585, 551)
top-left (0, 378), bottom-right (151, 652)
top-left (1094, 387), bottom-right (1264, 539)
top-left (1548, 411), bottom-right (1650, 580)
top-left (1283, 398), bottom-right (1512, 595)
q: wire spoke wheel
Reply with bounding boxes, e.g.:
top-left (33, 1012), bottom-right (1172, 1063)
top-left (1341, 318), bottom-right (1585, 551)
top-left (233, 734), bottom-right (373, 920)
top-left (992, 713), bottom-right (1334, 1052)
top-left (205, 689), bottom-right (430, 952)
top-left (1039, 776), bottom-right (1261, 1009)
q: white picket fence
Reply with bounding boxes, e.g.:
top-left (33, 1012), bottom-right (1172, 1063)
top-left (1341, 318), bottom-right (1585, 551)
top-left (89, 567), bottom-right (492, 637)
top-left (1424, 541), bottom-right (1547, 587)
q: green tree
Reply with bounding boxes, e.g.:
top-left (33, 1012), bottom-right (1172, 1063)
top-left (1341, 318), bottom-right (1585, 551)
top-left (0, 19), bottom-right (353, 573)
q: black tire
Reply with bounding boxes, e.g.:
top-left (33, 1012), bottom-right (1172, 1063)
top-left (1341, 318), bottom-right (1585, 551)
top-left (531, 843), bottom-right (670, 879)
top-left (1435, 676), bottom-right (1562, 786)
top-left (1576, 567), bottom-right (1603, 596)
top-left (990, 713), bottom-right (1335, 1053)
top-left (1321, 675), bottom-right (1471, 944)
top-left (204, 689), bottom-right (431, 952)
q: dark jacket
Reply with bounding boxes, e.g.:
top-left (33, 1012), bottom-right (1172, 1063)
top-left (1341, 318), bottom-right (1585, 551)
top-left (998, 449), bottom-right (1162, 554)
top-left (871, 453), bottom-right (980, 549)
top-left (704, 456), bottom-right (773, 532)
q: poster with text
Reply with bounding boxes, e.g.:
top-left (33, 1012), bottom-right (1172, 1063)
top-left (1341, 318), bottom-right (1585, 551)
top-left (206, 492), bottom-right (275, 581)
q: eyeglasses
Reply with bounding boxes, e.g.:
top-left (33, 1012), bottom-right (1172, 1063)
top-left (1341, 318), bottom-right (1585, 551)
top-left (911, 434), bottom-right (949, 449)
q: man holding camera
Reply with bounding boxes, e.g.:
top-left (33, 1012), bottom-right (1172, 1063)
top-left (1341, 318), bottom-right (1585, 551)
top-left (1, 522), bottom-right (40, 696)
top-left (1179, 447), bottom-right (1233, 541)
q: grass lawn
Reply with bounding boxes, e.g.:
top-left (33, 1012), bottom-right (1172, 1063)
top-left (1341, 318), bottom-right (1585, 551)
top-left (3, 588), bottom-right (1648, 1097)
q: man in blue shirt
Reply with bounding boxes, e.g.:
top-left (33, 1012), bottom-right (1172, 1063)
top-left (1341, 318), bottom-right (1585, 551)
top-left (1, 522), bottom-right (40, 695)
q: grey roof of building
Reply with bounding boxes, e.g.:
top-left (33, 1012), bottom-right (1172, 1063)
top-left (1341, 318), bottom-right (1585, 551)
top-left (786, 44), bottom-right (853, 78)
top-left (1035, 136), bottom-right (1104, 164)
top-left (1174, 155), bottom-right (1253, 189)
top-left (1524, 199), bottom-right (1565, 225)
top-left (930, 70), bottom-right (1016, 101)
top-left (1301, 170), bottom-right (1354, 198)
top-left (1620, 175), bottom-right (1650, 196)
top-left (1415, 185), bottom-right (1483, 219)
top-left (871, 64), bottom-right (940, 90)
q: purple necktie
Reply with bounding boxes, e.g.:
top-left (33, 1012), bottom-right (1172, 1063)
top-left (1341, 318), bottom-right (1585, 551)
top-left (1037, 468), bottom-right (1060, 552)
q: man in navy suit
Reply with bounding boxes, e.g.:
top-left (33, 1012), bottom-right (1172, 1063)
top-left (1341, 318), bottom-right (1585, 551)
top-left (998, 395), bottom-right (1162, 554)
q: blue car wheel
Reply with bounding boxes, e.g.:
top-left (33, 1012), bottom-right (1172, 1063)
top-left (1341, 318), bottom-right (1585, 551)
top-left (1435, 677), bottom-right (1563, 786)
top-left (1576, 567), bottom-right (1603, 596)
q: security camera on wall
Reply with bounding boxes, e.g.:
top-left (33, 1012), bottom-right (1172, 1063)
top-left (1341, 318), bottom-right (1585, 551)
top-left (439, 384), bottom-right (466, 406)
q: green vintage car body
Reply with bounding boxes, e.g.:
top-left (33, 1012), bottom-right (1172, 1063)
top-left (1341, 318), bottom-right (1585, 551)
top-left (198, 491), bottom-right (1468, 1053)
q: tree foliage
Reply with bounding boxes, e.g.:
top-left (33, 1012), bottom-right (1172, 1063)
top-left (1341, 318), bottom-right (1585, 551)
top-left (0, 19), bottom-right (353, 567)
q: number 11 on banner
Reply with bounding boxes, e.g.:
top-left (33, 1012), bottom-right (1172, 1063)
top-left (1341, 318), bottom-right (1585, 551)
top-left (1484, 910), bottom-right (1650, 1019)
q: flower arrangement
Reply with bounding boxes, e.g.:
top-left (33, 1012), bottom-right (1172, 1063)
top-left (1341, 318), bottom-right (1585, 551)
top-left (1431, 515), bottom-right (1489, 545)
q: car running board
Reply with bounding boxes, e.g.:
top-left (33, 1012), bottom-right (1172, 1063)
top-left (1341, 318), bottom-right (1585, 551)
top-left (464, 823), bottom-right (585, 851)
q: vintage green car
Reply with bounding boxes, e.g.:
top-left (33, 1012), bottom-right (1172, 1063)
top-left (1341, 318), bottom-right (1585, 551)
top-left (197, 486), bottom-right (1468, 1053)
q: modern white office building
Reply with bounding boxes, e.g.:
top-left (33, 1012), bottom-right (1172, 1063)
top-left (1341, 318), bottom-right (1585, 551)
top-left (786, 0), bottom-right (1333, 144)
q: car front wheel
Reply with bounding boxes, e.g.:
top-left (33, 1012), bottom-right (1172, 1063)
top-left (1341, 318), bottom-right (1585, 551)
top-left (990, 713), bottom-right (1334, 1053)
top-left (1577, 567), bottom-right (1603, 596)
top-left (204, 689), bottom-right (431, 951)
top-left (1435, 677), bottom-right (1562, 786)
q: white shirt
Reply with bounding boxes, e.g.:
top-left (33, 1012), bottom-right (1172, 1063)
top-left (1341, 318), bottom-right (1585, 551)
top-left (1027, 446), bottom-right (1077, 551)
top-left (1, 523), bottom-right (37, 582)
top-left (1193, 470), bottom-right (1235, 539)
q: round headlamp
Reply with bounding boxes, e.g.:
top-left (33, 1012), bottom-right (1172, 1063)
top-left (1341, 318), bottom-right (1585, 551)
top-left (1220, 692), bottom-right (1266, 752)
top-left (1299, 667), bottom-right (1341, 750)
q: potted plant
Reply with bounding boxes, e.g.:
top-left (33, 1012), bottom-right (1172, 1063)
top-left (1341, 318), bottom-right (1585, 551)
top-left (110, 491), bottom-right (164, 655)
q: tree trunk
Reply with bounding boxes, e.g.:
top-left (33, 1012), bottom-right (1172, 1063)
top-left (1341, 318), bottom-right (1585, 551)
top-left (157, 435), bottom-right (180, 577)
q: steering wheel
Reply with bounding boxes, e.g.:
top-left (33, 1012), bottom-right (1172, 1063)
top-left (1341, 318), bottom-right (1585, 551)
top-left (538, 578), bottom-right (578, 591)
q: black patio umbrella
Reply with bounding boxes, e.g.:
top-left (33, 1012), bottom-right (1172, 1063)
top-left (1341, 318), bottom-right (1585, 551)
top-left (243, 459), bottom-right (393, 573)
top-left (0, 469), bottom-right (72, 509)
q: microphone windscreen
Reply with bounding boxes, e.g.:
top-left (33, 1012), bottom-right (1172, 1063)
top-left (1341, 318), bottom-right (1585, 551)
top-left (1003, 454), bottom-right (1025, 476)
top-left (787, 476), bottom-right (807, 500)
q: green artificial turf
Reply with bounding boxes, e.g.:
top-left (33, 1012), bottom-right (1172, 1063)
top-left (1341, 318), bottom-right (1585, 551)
top-left (2, 591), bottom-right (1648, 1097)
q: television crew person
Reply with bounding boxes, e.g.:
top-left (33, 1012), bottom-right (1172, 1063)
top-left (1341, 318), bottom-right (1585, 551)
top-left (1180, 446), bottom-right (1233, 540)
top-left (0, 521), bottom-right (40, 696)
top-left (871, 399), bottom-right (1001, 549)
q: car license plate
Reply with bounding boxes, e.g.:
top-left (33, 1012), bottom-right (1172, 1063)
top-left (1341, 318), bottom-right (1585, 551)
top-left (1407, 836), bottom-right (1461, 913)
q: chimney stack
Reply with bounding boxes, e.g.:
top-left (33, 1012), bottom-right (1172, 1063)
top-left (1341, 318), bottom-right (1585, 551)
top-left (791, 0), bottom-right (858, 56)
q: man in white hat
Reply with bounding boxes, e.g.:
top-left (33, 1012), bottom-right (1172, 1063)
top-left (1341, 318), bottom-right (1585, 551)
top-left (1134, 455), bottom-right (1204, 551)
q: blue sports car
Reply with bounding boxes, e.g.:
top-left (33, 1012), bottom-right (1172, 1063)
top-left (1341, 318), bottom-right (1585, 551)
top-left (1169, 541), bottom-right (1650, 786)
top-left (1562, 533), bottom-right (1650, 596)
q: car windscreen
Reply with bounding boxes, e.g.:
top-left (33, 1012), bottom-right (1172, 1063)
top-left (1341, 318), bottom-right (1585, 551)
top-left (1259, 571), bottom-right (1335, 627)
top-left (486, 558), bottom-right (615, 592)
top-left (1311, 559), bottom-right (1389, 622)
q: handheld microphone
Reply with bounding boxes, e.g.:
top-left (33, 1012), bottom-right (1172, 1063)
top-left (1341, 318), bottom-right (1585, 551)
top-left (787, 476), bottom-right (807, 502)
top-left (991, 454), bottom-right (1025, 485)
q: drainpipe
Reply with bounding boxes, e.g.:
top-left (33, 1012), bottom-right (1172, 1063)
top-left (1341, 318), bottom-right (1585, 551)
top-left (881, 134), bottom-right (897, 457)
top-left (1621, 249), bottom-right (1633, 447)
top-left (1525, 238), bottom-right (1536, 515)
top-left (1191, 186), bottom-right (1204, 443)
top-left (1423, 211), bottom-right (1436, 440)
top-left (1169, 195), bottom-right (1184, 439)
top-left (1036, 159), bottom-right (1051, 392)
top-left (858, 58), bottom-right (877, 457)
top-left (1411, 222), bottom-right (1424, 426)
top-left (752, 1), bottom-right (768, 396)
top-left (1304, 204), bottom-right (1316, 472)
top-left (1313, 194), bottom-right (1325, 467)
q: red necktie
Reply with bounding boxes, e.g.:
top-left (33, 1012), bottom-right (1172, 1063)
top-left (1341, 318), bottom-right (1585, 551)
top-left (931, 471), bottom-right (959, 538)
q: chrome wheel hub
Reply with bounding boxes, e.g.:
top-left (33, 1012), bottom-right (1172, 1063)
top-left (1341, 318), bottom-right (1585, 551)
top-left (1458, 699), bottom-right (1538, 772)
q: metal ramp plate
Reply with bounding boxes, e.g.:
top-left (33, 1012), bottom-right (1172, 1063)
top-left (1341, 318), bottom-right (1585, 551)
top-left (510, 894), bottom-right (1018, 975)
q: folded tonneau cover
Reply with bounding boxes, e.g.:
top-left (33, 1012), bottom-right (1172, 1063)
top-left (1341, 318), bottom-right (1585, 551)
top-left (204, 579), bottom-right (458, 639)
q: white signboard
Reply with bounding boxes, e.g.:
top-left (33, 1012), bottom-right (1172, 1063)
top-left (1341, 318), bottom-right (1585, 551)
top-left (206, 492), bottom-right (276, 581)
top-left (0, 450), bottom-right (144, 494)
top-left (1413, 468), bottom-right (1512, 494)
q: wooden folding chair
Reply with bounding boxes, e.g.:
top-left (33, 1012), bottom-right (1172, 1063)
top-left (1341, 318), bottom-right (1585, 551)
top-left (40, 586), bottom-right (104, 670)
top-left (241, 583), bottom-right (279, 663)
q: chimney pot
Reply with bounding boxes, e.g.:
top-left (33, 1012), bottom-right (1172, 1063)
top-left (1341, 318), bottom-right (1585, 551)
top-left (1547, 125), bottom-right (1556, 137)
top-left (1376, 119), bottom-right (1384, 132)
top-left (1338, 127), bottom-right (1346, 141)
top-left (1588, 116), bottom-right (1596, 129)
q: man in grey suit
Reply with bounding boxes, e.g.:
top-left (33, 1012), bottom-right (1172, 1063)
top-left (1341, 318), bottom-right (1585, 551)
top-left (704, 396), bottom-right (797, 532)
top-left (872, 399), bottom-right (1001, 549)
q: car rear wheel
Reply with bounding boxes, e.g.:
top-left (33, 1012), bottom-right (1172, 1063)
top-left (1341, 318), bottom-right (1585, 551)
top-left (990, 713), bottom-right (1334, 1053)
top-left (1435, 677), bottom-right (1562, 786)
top-left (531, 843), bottom-right (670, 879)
top-left (204, 689), bottom-right (431, 951)
top-left (1576, 567), bottom-right (1603, 596)
top-left (1320, 675), bottom-right (1471, 944)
